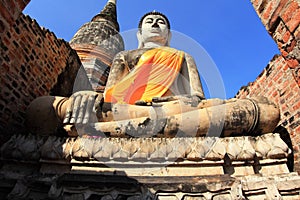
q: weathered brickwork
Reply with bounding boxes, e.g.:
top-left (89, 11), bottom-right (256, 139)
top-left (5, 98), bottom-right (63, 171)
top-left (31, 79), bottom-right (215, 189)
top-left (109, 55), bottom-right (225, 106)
top-left (0, 0), bottom-right (30, 28)
top-left (237, 0), bottom-right (300, 172)
top-left (0, 0), bottom-right (83, 145)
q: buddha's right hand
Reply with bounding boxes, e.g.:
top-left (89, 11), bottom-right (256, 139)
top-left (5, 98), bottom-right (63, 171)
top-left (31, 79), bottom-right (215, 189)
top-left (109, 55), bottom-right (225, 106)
top-left (63, 91), bottom-right (103, 124)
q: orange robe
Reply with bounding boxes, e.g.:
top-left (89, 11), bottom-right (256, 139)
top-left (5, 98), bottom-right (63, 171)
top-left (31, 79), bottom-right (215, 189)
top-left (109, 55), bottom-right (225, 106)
top-left (104, 47), bottom-right (184, 104)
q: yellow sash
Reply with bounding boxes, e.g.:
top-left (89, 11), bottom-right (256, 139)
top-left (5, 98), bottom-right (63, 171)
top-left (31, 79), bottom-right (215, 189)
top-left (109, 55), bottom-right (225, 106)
top-left (104, 46), bottom-right (184, 104)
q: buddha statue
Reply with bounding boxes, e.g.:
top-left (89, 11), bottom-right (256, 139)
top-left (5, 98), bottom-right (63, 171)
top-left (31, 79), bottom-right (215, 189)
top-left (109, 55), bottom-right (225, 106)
top-left (26, 11), bottom-right (280, 138)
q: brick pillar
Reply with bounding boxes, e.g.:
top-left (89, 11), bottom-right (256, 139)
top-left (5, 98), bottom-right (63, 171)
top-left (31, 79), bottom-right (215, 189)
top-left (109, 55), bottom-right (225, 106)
top-left (237, 0), bottom-right (300, 172)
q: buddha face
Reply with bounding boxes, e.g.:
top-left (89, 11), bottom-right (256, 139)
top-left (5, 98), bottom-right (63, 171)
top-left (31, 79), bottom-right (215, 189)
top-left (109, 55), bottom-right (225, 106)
top-left (138, 14), bottom-right (171, 47)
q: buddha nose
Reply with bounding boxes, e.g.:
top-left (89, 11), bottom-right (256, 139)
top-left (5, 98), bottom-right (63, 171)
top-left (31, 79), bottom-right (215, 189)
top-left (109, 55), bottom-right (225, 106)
top-left (152, 22), bottom-right (159, 28)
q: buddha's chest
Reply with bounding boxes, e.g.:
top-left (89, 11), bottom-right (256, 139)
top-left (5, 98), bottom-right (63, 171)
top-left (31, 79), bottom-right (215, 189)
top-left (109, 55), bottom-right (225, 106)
top-left (125, 49), bottom-right (150, 70)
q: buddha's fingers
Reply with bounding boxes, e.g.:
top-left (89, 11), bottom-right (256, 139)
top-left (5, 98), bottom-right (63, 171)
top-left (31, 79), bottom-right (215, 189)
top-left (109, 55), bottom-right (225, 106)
top-left (83, 94), bottom-right (97, 124)
top-left (70, 94), bottom-right (82, 124)
top-left (63, 96), bottom-right (74, 124)
top-left (76, 94), bottom-right (89, 124)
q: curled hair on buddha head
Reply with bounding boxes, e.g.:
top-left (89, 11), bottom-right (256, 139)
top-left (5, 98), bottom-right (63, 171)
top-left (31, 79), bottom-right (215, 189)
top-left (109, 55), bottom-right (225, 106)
top-left (138, 11), bottom-right (171, 31)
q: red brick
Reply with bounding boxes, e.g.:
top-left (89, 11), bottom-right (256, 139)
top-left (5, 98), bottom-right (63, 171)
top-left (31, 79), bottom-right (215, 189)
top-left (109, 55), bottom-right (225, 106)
top-left (286, 58), bottom-right (299, 68)
top-left (286, 8), bottom-right (300, 32)
top-left (282, 30), bottom-right (291, 43)
top-left (289, 81), bottom-right (298, 90)
top-left (280, 49), bottom-right (289, 57)
top-left (15, 0), bottom-right (30, 11)
top-left (269, 0), bottom-right (290, 29)
top-left (2, 1), bottom-right (17, 16)
top-left (283, 62), bottom-right (290, 70)
top-left (281, 1), bottom-right (299, 23)
top-left (262, 1), bottom-right (275, 22)
top-left (296, 126), bottom-right (300, 134)
top-left (292, 101), bottom-right (300, 111)
top-left (272, 90), bottom-right (279, 97)
top-left (251, 0), bottom-right (261, 9)
top-left (0, 2), bottom-right (14, 25)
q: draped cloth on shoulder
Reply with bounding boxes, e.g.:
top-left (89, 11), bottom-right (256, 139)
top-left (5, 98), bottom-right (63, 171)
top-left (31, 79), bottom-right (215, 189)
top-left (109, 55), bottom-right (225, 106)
top-left (104, 46), bottom-right (184, 104)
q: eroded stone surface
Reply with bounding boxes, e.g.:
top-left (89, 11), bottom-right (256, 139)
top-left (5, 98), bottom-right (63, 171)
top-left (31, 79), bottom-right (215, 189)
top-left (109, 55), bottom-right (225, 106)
top-left (1, 133), bottom-right (291, 162)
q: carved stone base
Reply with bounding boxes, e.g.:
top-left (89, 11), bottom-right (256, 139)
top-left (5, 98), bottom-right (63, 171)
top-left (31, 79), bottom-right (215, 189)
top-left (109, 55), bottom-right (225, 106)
top-left (0, 133), bottom-right (299, 199)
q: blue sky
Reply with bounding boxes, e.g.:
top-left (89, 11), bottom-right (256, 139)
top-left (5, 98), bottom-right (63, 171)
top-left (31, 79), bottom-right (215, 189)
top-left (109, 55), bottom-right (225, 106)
top-left (24, 0), bottom-right (280, 99)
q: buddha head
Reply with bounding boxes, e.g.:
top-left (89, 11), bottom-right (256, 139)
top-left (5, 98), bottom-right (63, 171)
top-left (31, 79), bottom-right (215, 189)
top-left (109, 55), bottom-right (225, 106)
top-left (137, 11), bottom-right (172, 48)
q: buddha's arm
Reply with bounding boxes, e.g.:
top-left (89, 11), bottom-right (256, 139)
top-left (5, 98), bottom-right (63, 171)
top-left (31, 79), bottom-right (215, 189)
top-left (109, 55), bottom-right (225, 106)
top-left (105, 51), bottom-right (130, 90)
top-left (182, 53), bottom-right (205, 99)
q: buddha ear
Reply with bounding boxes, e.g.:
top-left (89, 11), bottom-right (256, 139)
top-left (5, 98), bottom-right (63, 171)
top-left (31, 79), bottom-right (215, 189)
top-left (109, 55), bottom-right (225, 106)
top-left (137, 30), bottom-right (144, 49)
top-left (166, 31), bottom-right (172, 46)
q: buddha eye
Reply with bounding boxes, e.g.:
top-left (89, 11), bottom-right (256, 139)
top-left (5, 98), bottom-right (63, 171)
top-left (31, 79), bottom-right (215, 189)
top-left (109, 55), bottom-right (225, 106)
top-left (157, 19), bottom-right (166, 24)
top-left (144, 18), bottom-right (153, 24)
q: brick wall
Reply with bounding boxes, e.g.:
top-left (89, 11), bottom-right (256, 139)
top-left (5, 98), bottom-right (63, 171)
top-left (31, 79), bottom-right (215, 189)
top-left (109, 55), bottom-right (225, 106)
top-left (237, 0), bottom-right (300, 172)
top-left (0, 0), bottom-right (84, 145)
